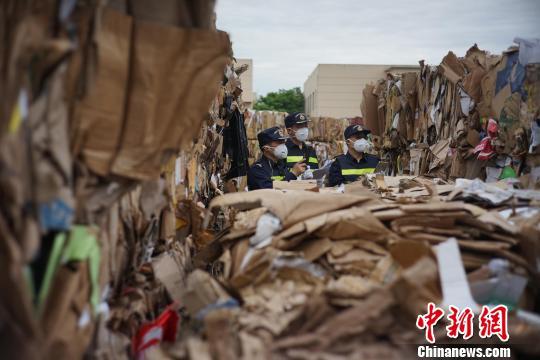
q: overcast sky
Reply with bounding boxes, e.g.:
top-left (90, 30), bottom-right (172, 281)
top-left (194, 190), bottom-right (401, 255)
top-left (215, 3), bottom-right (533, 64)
top-left (216, 0), bottom-right (540, 96)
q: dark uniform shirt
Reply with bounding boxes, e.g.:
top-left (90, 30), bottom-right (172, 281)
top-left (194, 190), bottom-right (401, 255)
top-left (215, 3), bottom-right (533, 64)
top-left (328, 152), bottom-right (380, 187)
top-left (247, 155), bottom-right (297, 191)
top-left (284, 139), bottom-right (319, 170)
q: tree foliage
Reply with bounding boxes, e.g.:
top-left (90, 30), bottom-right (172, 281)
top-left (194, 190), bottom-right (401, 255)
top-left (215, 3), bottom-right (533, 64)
top-left (254, 87), bottom-right (305, 113)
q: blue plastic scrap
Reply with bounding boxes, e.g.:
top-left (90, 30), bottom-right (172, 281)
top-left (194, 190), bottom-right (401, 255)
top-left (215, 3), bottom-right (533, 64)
top-left (495, 51), bottom-right (527, 100)
top-left (39, 198), bottom-right (74, 231)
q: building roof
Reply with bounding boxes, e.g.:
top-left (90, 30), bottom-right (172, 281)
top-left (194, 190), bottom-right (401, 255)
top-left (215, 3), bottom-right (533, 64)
top-left (385, 65), bottom-right (421, 72)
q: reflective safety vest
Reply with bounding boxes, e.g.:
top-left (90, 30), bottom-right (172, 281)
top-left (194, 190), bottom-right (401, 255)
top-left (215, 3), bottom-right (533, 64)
top-left (247, 155), bottom-right (298, 191)
top-left (335, 153), bottom-right (379, 183)
top-left (285, 139), bottom-right (319, 169)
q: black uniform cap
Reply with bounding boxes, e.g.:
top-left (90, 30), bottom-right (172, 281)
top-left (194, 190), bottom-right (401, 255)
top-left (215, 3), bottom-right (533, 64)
top-left (344, 124), bottom-right (371, 140)
top-left (285, 112), bottom-right (309, 128)
top-left (257, 126), bottom-right (287, 148)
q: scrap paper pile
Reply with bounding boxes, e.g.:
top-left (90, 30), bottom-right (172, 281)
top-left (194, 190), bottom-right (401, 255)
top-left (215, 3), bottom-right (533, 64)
top-left (309, 116), bottom-right (351, 144)
top-left (361, 41), bottom-right (540, 184)
top-left (244, 111), bottom-right (287, 164)
top-left (2, 2), bottom-right (539, 358)
top-left (244, 111), bottom-right (350, 164)
top-left (151, 179), bottom-right (540, 359)
top-left (0, 0), bottom-right (237, 358)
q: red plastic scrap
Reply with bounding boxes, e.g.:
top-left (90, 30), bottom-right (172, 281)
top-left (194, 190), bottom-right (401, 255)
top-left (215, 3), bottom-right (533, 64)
top-left (132, 305), bottom-right (180, 356)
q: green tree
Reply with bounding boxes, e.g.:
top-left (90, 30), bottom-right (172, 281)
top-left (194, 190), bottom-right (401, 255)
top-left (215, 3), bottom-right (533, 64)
top-left (254, 87), bottom-right (305, 113)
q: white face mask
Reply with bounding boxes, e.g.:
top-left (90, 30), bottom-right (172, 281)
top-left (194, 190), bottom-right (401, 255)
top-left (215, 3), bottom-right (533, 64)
top-left (294, 127), bottom-right (309, 142)
top-left (268, 144), bottom-right (288, 159)
top-left (351, 138), bottom-right (370, 153)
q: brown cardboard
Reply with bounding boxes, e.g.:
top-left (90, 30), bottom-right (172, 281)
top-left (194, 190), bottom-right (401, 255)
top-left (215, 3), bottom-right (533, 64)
top-left (0, 214), bottom-right (39, 357)
top-left (328, 246), bottom-right (382, 264)
top-left (479, 59), bottom-right (502, 117)
top-left (463, 67), bottom-right (486, 103)
top-left (239, 331), bottom-right (269, 360)
top-left (272, 180), bottom-right (317, 191)
top-left (389, 240), bottom-right (433, 269)
top-left (464, 157), bottom-right (484, 179)
top-left (466, 129), bottom-right (481, 147)
top-left (325, 275), bottom-right (377, 299)
top-left (294, 289), bottom-right (394, 348)
top-left (7, 7), bottom-right (540, 356)
top-left (152, 252), bottom-right (184, 302)
top-left (457, 239), bottom-right (511, 252)
top-left (464, 44), bottom-right (488, 70)
top-left (375, 174), bottom-right (388, 190)
top-left (182, 270), bottom-right (231, 315)
top-left (361, 84), bottom-right (381, 136)
top-left (391, 257), bottom-right (442, 317)
top-left (41, 262), bottom-right (95, 359)
top-left (187, 337), bottom-right (213, 360)
top-left (276, 206), bottom-right (393, 250)
top-left (409, 148), bottom-right (424, 176)
top-left (293, 237), bottom-right (333, 261)
top-left (210, 190), bottom-right (373, 228)
top-left (111, 24), bottom-right (230, 180)
top-left (233, 207), bottom-right (267, 230)
top-left (72, 8), bottom-right (132, 176)
top-left (440, 51), bottom-right (465, 84)
top-left (190, 184), bottom-right (540, 355)
top-left (440, 63), bottom-right (461, 84)
top-left (492, 84), bottom-right (512, 119)
top-left (131, 0), bottom-right (194, 26)
top-left (429, 139), bottom-right (450, 171)
top-left (370, 255), bottom-right (401, 285)
top-left (160, 208), bottom-right (176, 240)
top-left (29, 66), bottom-right (72, 201)
top-left (205, 309), bottom-right (239, 360)
top-left (317, 209), bottom-right (392, 241)
top-left (478, 211), bottom-right (519, 234)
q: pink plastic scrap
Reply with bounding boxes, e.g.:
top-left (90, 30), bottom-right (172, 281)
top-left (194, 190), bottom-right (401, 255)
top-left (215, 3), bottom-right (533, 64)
top-left (474, 119), bottom-right (499, 161)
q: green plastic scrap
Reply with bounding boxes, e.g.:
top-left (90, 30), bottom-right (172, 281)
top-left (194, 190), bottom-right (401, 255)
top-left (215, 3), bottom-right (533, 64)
top-left (499, 166), bottom-right (517, 179)
top-left (61, 226), bottom-right (101, 313)
top-left (37, 226), bottom-right (101, 315)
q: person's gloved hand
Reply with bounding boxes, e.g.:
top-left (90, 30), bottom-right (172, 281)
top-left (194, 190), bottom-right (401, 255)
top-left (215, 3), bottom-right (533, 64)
top-left (291, 162), bottom-right (307, 177)
top-left (302, 169), bottom-right (314, 179)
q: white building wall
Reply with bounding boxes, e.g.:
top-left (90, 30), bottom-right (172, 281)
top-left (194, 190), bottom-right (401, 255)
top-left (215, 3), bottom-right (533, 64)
top-left (303, 64), bottom-right (419, 118)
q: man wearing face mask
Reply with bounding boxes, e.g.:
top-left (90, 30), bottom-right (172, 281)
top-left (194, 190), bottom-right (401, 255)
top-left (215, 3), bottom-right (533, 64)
top-left (328, 125), bottom-right (379, 187)
top-left (284, 113), bottom-right (319, 172)
top-left (247, 127), bottom-right (307, 190)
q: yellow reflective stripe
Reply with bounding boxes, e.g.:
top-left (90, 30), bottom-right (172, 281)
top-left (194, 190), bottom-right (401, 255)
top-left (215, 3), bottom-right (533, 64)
top-left (287, 156), bottom-right (303, 163)
top-left (287, 156), bottom-right (317, 164)
top-left (341, 168), bottom-right (375, 175)
top-left (271, 176), bottom-right (284, 181)
top-left (9, 102), bottom-right (22, 133)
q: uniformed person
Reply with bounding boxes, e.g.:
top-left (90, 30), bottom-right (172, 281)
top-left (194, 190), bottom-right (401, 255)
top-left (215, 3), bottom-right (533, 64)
top-left (284, 112), bottom-right (319, 171)
top-left (247, 127), bottom-right (307, 190)
top-left (328, 125), bottom-right (379, 186)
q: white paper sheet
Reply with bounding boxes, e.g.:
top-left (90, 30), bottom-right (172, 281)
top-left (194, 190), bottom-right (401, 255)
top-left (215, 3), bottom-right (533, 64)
top-left (436, 238), bottom-right (479, 312)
